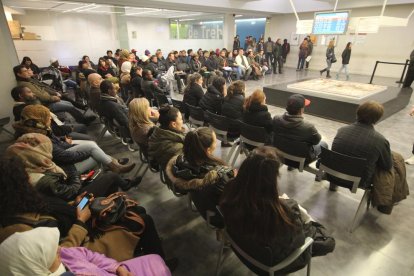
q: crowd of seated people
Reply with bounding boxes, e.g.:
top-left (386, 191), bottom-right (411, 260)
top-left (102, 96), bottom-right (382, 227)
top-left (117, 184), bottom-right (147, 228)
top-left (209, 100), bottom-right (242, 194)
top-left (1, 47), bottom-right (410, 275)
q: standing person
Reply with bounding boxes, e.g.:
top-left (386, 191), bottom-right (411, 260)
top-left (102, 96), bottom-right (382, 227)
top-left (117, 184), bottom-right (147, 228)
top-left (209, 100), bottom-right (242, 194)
top-left (403, 49), bottom-right (414, 88)
top-left (296, 40), bottom-right (308, 71)
top-left (272, 38), bottom-right (283, 74)
top-left (336, 42), bottom-right (352, 80)
top-left (320, 40), bottom-right (336, 78)
top-left (264, 37), bottom-right (274, 72)
top-left (305, 36), bottom-right (313, 69)
top-left (282, 39), bottom-right (290, 64)
top-left (256, 38), bottom-right (264, 53)
top-left (233, 35), bottom-right (241, 51)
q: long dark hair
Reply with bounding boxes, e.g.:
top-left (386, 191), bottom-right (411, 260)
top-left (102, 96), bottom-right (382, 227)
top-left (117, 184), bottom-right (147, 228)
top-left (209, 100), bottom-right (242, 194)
top-left (0, 157), bottom-right (47, 225)
top-left (220, 146), bottom-right (295, 243)
top-left (21, 56), bottom-right (32, 65)
top-left (184, 73), bottom-right (202, 95)
top-left (345, 42), bottom-right (352, 49)
top-left (183, 127), bottom-right (225, 166)
top-left (226, 80), bottom-right (245, 98)
top-left (211, 76), bottom-right (226, 95)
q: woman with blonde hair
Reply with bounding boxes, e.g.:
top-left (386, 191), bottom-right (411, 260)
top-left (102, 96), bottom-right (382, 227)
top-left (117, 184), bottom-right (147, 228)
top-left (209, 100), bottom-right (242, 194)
top-left (296, 39), bottom-right (308, 71)
top-left (128, 98), bottom-right (159, 146)
top-left (242, 89), bottom-right (272, 133)
top-left (320, 40), bottom-right (336, 78)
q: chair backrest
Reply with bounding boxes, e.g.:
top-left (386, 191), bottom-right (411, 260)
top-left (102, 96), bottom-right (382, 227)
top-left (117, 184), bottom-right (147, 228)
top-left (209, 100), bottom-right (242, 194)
top-left (224, 230), bottom-right (313, 276)
top-left (171, 99), bottom-right (185, 114)
top-left (239, 122), bottom-right (267, 148)
top-left (205, 111), bottom-right (229, 138)
top-left (186, 103), bottom-right (205, 127)
top-left (319, 147), bottom-right (368, 193)
top-left (273, 135), bottom-right (311, 172)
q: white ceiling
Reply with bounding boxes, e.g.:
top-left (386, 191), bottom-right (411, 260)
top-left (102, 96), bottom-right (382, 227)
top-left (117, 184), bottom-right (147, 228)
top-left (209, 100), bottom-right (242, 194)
top-left (3, 0), bottom-right (414, 18)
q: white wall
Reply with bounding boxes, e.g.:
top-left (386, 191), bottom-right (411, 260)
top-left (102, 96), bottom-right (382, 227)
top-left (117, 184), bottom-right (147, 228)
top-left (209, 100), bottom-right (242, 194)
top-left (126, 17), bottom-right (224, 57)
top-left (265, 4), bottom-right (414, 78)
top-left (13, 10), bottom-right (120, 67)
top-left (12, 11), bottom-right (225, 67)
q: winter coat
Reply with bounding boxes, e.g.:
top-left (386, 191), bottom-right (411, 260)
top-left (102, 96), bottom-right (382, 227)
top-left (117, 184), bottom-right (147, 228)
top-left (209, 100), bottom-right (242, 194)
top-left (183, 83), bottom-right (204, 107)
top-left (221, 94), bottom-right (245, 120)
top-left (242, 102), bottom-right (273, 133)
top-left (190, 59), bottom-right (202, 73)
top-left (142, 79), bottom-right (164, 101)
top-left (98, 94), bottom-right (128, 128)
top-left (326, 47), bottom-right (335, 60)
top-left (130, 75), bottom-right (143, 98)
top-left (341, 48), bottom-right (351, 65)
top-left (282, 42), bottom-right (291, 58)
top-left (166, 154), bottom-right (234, 228)
top-left (148, 126), bottom-right (185, 168)
top-left (205, 57), bottom-right (219, 72)
top-left (273, 43), bottom-right (283, 58)
top-left (199, 85), bottom-right (224, 114)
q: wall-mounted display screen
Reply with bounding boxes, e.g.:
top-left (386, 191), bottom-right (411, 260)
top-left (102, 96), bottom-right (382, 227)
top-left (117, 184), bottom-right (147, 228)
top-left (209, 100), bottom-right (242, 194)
top-left (312, 11), bottom-right (350, 35)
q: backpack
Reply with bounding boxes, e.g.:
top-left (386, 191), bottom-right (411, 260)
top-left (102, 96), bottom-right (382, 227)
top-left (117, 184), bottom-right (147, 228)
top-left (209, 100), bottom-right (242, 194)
top-left (90, 192), bottom-right (145, 236)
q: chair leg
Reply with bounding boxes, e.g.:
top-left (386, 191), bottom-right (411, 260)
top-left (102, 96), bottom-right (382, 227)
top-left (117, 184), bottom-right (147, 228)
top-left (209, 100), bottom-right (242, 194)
top-left (306, 258), bottom-right (311, 276)
top-left (230, 145), bottom-right (242, 167)
top-left (350, 189), bottom-right (370, 233)
top-left (187, 194), bottom-right (198, 212)
top-left (1, 127), bottom-right (14, 137)
top-left (215, 237), bottom-right (226, 276)
top-left (225, 142), bottom-right (239, 164)
top-left (96, 126), bottom-right (108, 143)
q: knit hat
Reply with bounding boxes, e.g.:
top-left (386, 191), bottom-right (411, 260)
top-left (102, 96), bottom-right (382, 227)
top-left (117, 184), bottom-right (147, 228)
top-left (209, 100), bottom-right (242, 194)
top-left (141, 55), bottom-right (149, 63)
top-left (49, 57), bottom-right (58, 64)
top-left (286, 94), bottom-right (311, 113)
top-left (145, 50), bottom-right (151, 56)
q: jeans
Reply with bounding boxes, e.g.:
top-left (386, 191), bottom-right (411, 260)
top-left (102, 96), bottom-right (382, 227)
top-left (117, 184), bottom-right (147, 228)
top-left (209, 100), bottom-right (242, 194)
top-left (63, 79), bottom-right (77, 92)
top-left (265, 52), bottom-right (273, 71)
top-left (232, 67), bottom-right (242, 80)
top-left (337, 64), bottom-right (349, 79)
top-left (240, 67), bottom-right (252, 80)
top-left (68, 140), bottom-right (112, 173)
top-left (312, 140), bottom-right (329, 160)
top-left (297, 57), bottom-right (305, 69)
top-left (273, 56), bottom-right (283, 73)
top-left (49, 100), bottom-right (86, 123)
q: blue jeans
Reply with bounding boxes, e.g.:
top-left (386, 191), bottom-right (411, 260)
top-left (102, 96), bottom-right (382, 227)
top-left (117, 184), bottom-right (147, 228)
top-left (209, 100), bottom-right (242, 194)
top-left (49, 100), bottom-right (86, 123)
top-left (297, 57), bottom-right (305, 69)
top-left (69, 140), bottom-right (112, 173)
top-left (312, 140), bottom-right (329, 159)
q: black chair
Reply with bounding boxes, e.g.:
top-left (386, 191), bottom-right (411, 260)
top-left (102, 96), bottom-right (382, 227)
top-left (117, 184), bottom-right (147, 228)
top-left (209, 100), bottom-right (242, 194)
top-left (318, 147), bottom-right (370, 232)
top-left (96, 116), bottom-right (120, 144)
top-left (205, 111), bottom-right (240, 144)
top-left (186, 103), bottom-right (205, 128)
top-left (273, 135), bottom-right (318, 174)
top-left (155, 93), bottom-right (173, 107)
top-left (0, 117), bottom-right (13, 137)
top-left (226, 122), bottom-right (267, 167)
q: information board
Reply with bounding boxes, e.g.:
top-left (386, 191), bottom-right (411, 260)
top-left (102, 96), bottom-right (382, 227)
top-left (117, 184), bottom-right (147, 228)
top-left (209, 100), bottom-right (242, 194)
top-left (312, 11), bottom-right (350, 35)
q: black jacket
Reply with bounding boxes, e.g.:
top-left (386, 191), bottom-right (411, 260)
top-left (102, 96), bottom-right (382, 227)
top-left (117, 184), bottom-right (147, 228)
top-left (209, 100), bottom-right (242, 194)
top-left (165, 59), bottom-right (176, 71)
top-left (242, 103), bottom-right (273, 133)
top-left (341, 48), bottom-right (351, 65)
top-left (142, 79), bottom-right (164, 101)
top-left (183, 83), bottom-right (204, 107)
top-left (205, 57), bottom-right (219, 72)
top-left (190, 59), bottom-right (202, 73)
top-left (98, 94), bottom-right (128, 127)
top-left (221, 94), bottom-right (245, 120)
top-left (130, 75), bottom-right (143, 98)
top-left (49, 134), bottom-right (90, 166)
top-left (272, 112), bottom-right (321, 146)
top-left (332, 122), bottom-right (392, 188)
top-left (145, 62), bottom-right (160, 77)
top-left (199, 85), bottom-right (224, 114)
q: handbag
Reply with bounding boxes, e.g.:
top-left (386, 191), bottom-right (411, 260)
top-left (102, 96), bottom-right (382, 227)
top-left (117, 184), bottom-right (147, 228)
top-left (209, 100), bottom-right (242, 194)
top-left (331, 55), bottom-right (337, 63)
top-left (90, 192), bottom-right (145, 236)
top-left (304, 221), bottom-right (335, 256)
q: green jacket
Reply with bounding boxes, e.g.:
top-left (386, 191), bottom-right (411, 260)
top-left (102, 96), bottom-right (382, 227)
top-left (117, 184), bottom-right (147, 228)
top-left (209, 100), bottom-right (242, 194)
top-left (17, 78), bottom-right (57, 104)
top-left (273, 43), bottom-right (282, 58)
top-left (148, 127), bottom-right (185, 168)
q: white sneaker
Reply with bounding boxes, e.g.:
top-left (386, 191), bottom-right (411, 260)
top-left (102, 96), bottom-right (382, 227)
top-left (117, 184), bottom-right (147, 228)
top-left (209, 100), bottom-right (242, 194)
top-left (405, 155), bottom-right (414, 165)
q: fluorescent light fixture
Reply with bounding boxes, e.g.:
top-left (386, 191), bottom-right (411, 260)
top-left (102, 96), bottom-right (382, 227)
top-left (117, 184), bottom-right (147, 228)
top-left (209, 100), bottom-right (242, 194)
top-left (202, 20), bottom-right (223, 24)
top-left (235, 14), bottom-right (243, 17)
top-left (235, 18), bottom-right (266, 22)
top-left (125, 8), bottom-right (162, 16)
top-left (169, 13), bottom-right (203, 18)
top-left (62, 3), bottom-right (96, 13)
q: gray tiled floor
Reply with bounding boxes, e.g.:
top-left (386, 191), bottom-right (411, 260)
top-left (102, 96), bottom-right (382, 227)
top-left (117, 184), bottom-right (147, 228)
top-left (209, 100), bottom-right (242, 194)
top-left (1, 68), bottom-right (413, 276)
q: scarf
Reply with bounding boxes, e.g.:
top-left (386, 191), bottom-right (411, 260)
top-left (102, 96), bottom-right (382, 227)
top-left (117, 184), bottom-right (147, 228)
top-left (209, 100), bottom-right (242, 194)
top-left (0, 227), bottom-right (60, 276)
top-left (6, 133), bottom-right (67, 178)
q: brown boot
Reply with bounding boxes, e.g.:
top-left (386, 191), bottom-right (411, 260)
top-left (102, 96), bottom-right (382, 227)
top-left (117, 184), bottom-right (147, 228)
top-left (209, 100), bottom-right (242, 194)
top-left (107, 159), bottom-right (136, 174)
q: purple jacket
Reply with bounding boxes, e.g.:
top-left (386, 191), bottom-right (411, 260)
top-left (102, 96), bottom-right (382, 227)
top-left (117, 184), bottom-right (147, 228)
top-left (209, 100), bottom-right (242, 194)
top-left (60, 247), bottom-right (171, 276)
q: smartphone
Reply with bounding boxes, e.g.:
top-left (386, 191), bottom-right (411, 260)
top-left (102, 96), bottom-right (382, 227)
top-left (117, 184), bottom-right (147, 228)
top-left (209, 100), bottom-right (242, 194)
top-left (77, 195), bottom-right (90, 210)
top-left (90, 169), bottom-right (102, 180)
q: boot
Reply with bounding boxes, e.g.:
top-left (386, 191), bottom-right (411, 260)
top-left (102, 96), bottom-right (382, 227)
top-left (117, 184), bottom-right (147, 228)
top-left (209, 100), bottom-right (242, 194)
top-left (326, 70), bottom-right (331, 78)
top-left (107, 159), bottom-right (136, 174)
top-left (320, 69), bottom-right (326, 76)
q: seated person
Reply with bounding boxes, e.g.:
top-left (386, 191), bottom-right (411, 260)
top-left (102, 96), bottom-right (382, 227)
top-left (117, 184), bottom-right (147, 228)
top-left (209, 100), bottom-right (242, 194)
top-left (14, 65), bottom-right (95, 125)
top-left (272, 94), bottom-right (327, 161)
top-left (0, 157), bottom-right (175, 268)
top-left (166, 52), bottom-right (187, 93)
top-left (255, 50), bottom-right (269, 73)
top-left (220, 146), bottom-right (335, 275)
top-left (182, 73), bottom-right (204, 118)
top-left (246, 50), bottom-right (263, 80)
top-left (199, 76), bottom-right (227, 115)
top-left (128, 97), bottom-right (159, 147)
top-left (235, 48), bottom-right (252, 81)
top-left (97, 57), bottom-right (116, 80)
top-left (166, 127), bottom-right (235, 228)
top-left (97, 80), bottom-right (129, 130)
top-left (6, 133), bottom-right (139, 201)
top-left (11, 85), bottom-right (91, 140)
top-left (87, 73), bottom-right (103, 112)
top-left (332, 101), bottom-right (409, 212)
top-left (142, 69), bottom-right (165, 106)
top-left (145, 55), bottom-right (160, 78)
top-left (221, 80), bottom-right (245, 120)
top-left (205, 52), bottom-right (223, 77)
top-left (130, 65), bottom-right (144, 98)
top-left (243, 89), bottom-right (273, 134)
top-left (39, 58), bottom-right (78, 93)
top-left (21, 56), bottom-right (40, 77)
top-left (13, 105), bottom-right (135, 174)
top-left (148, 106), bottom-right (185, 169)
top-left (226, 51), bottom-right (241, 80)
top-left (190, 54), bottom-right (204, 74)
top-left (0, 227), bottom-right (171, 276)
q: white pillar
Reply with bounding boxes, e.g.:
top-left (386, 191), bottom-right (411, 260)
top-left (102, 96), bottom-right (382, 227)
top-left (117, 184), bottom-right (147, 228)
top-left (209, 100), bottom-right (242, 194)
top-left (223, 14), bottom-right (235, 50)
top-left (0, 0), bottom-right (20, 129)
top-left (114, 7), bottom-right (130, 50)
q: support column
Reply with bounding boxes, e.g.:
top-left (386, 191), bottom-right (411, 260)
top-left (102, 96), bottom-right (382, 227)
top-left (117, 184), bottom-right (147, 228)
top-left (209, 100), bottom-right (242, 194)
top-left (114, 7), bottom-right (129, 50)
top-left (0, 0), bottom-right (20, 130)
top-left (223, 14), bottom-right (235, 50)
